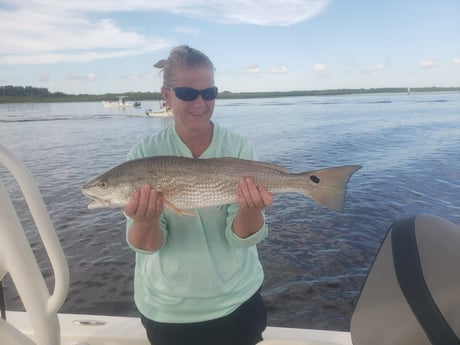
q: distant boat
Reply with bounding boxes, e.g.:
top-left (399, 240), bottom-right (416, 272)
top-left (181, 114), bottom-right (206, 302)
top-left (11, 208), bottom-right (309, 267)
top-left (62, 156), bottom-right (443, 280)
top-left (102, 96), bottom-right (138, 108)
top-left (145, 102), bottom-right (171, 118)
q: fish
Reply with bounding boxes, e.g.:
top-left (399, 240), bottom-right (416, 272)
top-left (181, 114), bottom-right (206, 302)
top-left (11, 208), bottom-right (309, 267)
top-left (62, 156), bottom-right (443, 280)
top-left (82, 156), bottom-right (362, 214)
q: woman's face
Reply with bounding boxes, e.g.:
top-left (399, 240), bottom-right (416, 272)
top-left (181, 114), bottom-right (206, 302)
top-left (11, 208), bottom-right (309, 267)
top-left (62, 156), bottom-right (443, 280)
top-left (163, 66), bottom-right (216, 135)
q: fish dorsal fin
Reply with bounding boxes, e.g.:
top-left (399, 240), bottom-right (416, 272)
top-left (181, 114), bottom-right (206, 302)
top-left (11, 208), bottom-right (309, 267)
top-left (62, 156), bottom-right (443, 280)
top-left (216, 157), bottom-right (289, 174)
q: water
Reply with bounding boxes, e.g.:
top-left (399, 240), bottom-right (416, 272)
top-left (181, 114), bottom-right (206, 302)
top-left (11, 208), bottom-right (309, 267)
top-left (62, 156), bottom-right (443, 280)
top-left (1, 93), bottom-right (459, 331)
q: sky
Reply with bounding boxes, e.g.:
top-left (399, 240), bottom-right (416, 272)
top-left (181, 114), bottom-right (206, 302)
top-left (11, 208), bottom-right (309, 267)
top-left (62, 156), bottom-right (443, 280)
top-left (0, 0), bottom-right (459, 94)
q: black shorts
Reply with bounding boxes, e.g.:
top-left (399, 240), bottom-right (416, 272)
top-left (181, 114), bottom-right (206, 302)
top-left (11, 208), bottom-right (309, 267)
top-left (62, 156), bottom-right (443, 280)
top-left (140, 289), bottom-right (267, 345)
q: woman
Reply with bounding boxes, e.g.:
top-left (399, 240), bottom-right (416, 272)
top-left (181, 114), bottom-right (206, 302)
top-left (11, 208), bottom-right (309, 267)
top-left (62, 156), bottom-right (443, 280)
top-left (124, 45), bottom-right (273, 345)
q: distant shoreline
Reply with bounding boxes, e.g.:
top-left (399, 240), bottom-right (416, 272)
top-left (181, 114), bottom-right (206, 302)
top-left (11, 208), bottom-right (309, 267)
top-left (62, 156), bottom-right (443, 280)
top-left (1, 86), bottom-right (459, 103)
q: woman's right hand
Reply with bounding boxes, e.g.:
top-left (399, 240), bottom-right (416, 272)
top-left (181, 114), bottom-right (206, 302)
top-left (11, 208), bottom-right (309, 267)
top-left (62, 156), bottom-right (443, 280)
top-left (124, 185), bottom-right (164, 222)
top-left (125, 185), bottom-right (165, 251)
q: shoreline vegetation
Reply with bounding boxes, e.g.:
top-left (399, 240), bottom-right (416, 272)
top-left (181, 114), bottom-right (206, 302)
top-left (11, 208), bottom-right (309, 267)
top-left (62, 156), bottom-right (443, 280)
top-left (0, 85), bottom-right (459, 103)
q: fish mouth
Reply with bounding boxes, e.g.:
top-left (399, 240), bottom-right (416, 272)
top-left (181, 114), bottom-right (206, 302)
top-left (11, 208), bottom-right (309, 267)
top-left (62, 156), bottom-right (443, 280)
top-left (82, 189), bottom-right (111, 209)
top-left (87, 199), bottom-right (110, 209)
top-left (82, 189), bottom-right (128, 209)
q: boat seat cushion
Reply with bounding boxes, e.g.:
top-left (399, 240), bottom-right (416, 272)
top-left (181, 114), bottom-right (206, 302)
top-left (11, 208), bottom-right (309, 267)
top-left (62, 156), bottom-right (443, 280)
top-left (350, 214), bottom-right (460, 345)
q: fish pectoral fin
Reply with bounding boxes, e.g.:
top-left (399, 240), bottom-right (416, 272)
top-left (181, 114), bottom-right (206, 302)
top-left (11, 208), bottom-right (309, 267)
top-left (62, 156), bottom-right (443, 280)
top-left (163, 199), bottom-right (196, 217)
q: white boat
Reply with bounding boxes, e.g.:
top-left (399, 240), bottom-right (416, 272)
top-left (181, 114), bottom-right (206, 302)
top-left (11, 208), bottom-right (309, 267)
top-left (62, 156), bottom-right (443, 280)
top-left (145, 108), bottom-right (170, 117)
top-left (103, 96), bottom-right (136, 108)
top-left (0, 143), bottom-right (352, 345)
top-left (145, 103), bottom-right (171, 117)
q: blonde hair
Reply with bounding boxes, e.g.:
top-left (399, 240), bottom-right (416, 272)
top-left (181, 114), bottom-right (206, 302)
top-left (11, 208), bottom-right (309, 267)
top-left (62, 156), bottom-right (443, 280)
top-left (154, 45), bottom-right (215, 87)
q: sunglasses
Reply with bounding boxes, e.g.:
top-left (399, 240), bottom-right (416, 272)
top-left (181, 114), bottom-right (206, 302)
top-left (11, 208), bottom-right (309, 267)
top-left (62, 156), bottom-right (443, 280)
top-left (164, 86), bottom-right (218, 102)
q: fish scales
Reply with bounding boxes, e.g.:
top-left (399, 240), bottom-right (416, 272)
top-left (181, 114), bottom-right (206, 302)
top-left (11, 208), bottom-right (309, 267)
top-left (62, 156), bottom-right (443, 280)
top-left (142, 157), bottom-right (293, 209)
top-left (82, 156), bottom-right (362, 213)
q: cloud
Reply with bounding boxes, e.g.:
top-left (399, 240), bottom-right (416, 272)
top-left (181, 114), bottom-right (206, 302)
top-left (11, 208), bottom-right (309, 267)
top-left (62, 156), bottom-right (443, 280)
top-left (65, 73), bottom-right (97, 81)
top-left (190, 0), bottom-right (331, 26)
top-left (120, 73), bottom-right (147, 81)
top-left (313, 64), bottom-right (327, 73)
top-left (246, 65), bottom-right (261, 74)
top-left (270, 66), bottom-right (289, 73)
top-left (0, 1), bottom-right (330, 65)
top-left (87, 72), bottom-right (97, 81)
top-left (2, 0), bottom-right (330, 26)
top-left (0, 7), bottom-right (170, 65)
top-left (453, 58), bottom-right (460, 64)
top-left (419, 58), bottom-right (438, 69)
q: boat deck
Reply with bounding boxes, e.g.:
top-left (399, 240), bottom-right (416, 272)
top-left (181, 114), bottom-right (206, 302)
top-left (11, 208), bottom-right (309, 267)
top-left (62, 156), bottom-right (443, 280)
top-left (6, 311), bottom-right (352, 345)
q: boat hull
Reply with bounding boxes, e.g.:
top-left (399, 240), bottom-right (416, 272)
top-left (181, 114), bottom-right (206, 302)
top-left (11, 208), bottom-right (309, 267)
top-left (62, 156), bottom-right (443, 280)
top-left (145, 109), bottom-right (170, 117)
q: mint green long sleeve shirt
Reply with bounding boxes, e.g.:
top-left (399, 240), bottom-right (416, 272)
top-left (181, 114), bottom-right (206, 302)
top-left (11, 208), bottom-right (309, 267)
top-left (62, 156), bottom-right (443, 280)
top-left (125, 123), bottom-right (268, 323)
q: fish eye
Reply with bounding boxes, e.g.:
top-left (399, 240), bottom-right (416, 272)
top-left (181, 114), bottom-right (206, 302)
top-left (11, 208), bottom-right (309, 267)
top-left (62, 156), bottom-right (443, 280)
top-left (99, 181), bottom-right (107, 188)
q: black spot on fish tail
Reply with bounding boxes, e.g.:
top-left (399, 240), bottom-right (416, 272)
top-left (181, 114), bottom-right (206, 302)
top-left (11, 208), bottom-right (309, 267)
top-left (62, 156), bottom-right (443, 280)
top-left (310, 175), bottom-right (320, 184)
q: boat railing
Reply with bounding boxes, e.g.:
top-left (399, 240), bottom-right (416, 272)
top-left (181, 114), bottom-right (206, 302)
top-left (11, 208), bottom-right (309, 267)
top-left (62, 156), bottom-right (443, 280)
top-left (0, 144), bottom-right (69, 345)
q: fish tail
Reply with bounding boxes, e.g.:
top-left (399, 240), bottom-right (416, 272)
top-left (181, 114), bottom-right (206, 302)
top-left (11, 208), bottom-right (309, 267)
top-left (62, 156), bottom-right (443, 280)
top-left (300, 165), bottom-right (362, 212)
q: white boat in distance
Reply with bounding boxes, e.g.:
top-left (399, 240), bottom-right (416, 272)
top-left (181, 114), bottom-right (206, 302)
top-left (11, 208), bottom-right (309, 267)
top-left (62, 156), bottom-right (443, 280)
top-left (145, 102), bottom-right (171, 117)
top-left (103, 96), bottom-right (141, 109)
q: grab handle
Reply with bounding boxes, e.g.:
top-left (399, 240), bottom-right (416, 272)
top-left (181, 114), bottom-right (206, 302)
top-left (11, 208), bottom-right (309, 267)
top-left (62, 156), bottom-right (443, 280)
top-left (0, 144), bottom-right (69, 345)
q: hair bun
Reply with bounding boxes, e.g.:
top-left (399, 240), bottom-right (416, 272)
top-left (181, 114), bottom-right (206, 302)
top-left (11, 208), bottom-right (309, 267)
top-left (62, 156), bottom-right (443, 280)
top-left (153, 59), bottom-right (168, 69)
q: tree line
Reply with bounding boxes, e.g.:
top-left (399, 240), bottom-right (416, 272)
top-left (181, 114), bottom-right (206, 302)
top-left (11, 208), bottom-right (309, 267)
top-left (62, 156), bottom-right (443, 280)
top-left (0, 85), bottom-right (163, 103)
top-left (1, 85), bottom-right (65, 97)
top-left (1, 85), bottom-right (459, 103)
